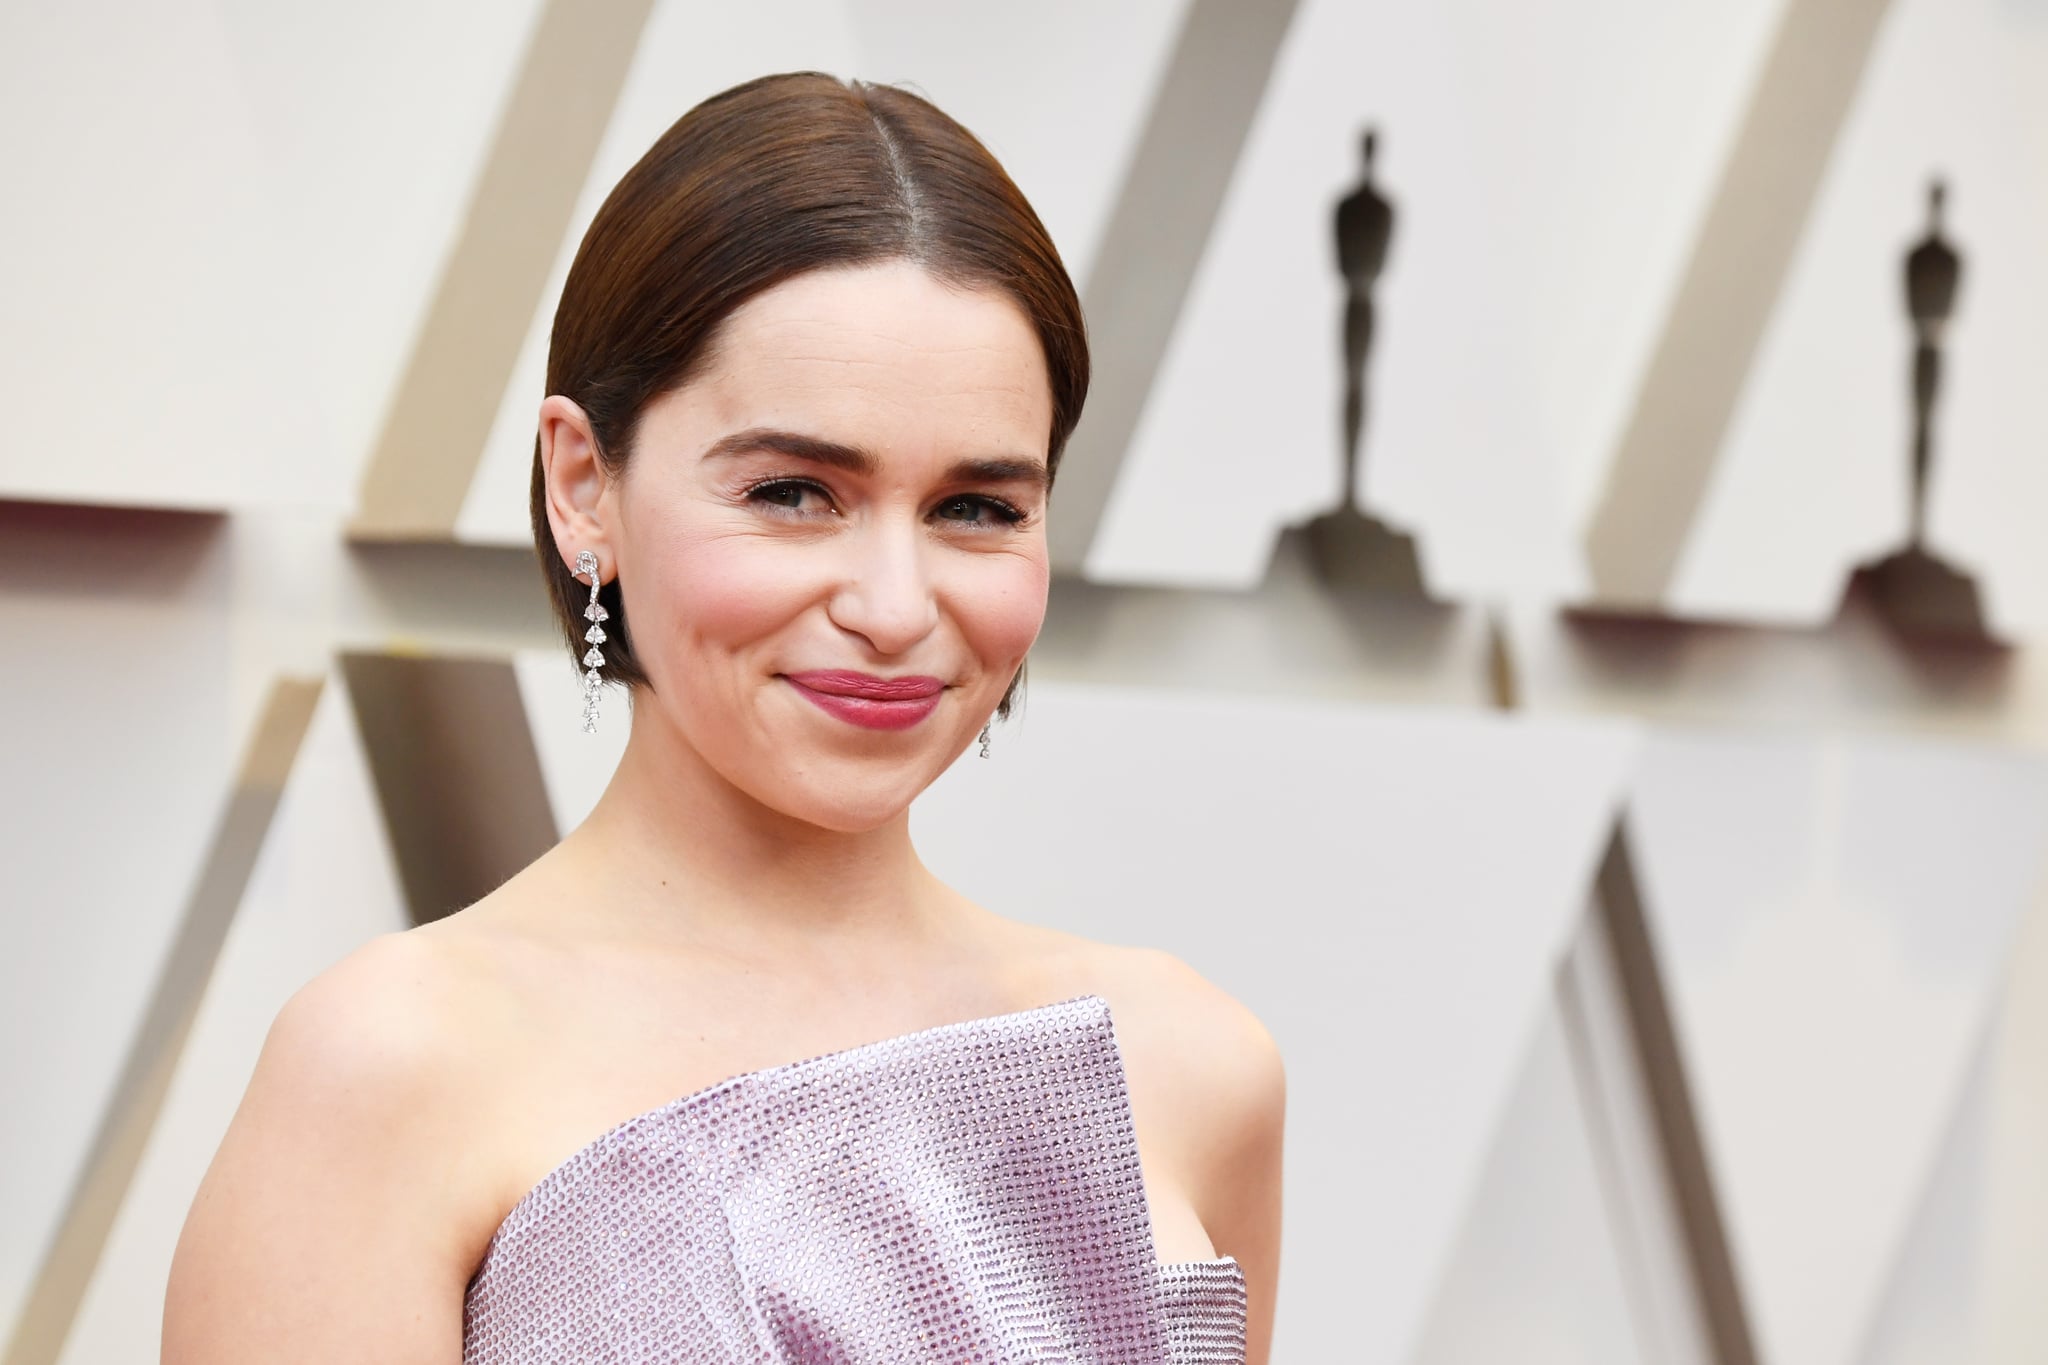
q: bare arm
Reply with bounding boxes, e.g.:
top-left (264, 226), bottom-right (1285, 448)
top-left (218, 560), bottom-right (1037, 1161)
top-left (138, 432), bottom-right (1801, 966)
top-left (1194, 1009), bottom-right (1285, 1365)
top-left (162, 933), bottom-right (489, 1364)
top-left (1109, 950), bottom-right (1288, 1365)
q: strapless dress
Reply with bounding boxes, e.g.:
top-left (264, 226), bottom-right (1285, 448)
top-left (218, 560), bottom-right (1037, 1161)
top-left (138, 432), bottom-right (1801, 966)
top-left (462, 995), bottom-right (1247, 1364)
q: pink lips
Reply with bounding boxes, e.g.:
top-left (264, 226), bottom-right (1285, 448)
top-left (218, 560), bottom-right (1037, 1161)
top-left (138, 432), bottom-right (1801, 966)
top-left (783, 670), bottom-right (945, 731)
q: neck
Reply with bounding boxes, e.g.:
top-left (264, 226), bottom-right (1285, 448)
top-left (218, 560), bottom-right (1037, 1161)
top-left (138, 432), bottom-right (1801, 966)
top-left (561, 695), bottom-right (949, 957)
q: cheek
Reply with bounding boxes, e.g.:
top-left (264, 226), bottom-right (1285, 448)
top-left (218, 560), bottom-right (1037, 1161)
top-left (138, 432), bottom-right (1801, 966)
top-left (646, 532), bottom-right (820, 655)
top-left (954, 553), bottom-right (1050, 666)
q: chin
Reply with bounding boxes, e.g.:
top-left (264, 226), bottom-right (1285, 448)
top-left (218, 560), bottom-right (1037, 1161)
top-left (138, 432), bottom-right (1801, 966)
top-left (758, 760), bottom-right (942, 835)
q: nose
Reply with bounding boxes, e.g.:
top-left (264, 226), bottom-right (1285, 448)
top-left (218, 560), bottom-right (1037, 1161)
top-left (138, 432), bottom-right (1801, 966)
top-left (824, 516), bottom-right (940, 657)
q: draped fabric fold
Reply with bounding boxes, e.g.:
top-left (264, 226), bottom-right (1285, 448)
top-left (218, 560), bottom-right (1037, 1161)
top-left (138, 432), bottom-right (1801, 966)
top-left (464, 995), bottom-right (1246, 1364)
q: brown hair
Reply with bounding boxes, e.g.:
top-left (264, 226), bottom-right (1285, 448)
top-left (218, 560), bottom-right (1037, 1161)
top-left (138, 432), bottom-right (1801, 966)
top-left (531, 72), bottom-right (1088, 714)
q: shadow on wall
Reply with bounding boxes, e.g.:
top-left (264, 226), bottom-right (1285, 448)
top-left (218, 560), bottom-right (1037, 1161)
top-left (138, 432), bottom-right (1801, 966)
top-left (0, 499), bottom-right (226, 603)
top-left (339, 651), bottom-right (559, 926)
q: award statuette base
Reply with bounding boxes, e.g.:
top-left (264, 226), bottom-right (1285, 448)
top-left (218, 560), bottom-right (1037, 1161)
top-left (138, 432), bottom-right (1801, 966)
top-left (1284, 503), bottom-right (1430, 599)
top-left (1841, 545), bottom-right (1999, 646)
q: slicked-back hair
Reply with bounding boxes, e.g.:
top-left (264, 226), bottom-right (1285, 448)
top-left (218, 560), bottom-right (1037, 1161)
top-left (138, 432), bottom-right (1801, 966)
top-left (530, 72), bottom-right (1089, 714)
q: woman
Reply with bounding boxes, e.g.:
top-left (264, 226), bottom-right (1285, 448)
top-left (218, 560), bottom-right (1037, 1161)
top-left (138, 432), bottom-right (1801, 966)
top-left (165, 72), bottom-right (1284, 1364)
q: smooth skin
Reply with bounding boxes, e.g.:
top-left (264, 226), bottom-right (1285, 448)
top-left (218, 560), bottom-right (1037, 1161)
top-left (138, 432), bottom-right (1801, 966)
top-left (163, 262), bottom-right (1285, 1363)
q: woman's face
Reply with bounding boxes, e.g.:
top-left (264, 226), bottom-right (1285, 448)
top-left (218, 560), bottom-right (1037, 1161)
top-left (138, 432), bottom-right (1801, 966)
top-left (602, 262), bottom-right (1054, 832)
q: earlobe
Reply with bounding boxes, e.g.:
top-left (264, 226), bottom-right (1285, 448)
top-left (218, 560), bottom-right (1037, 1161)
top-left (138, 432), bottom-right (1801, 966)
top-left (539, 394), bottom-right (612, 570)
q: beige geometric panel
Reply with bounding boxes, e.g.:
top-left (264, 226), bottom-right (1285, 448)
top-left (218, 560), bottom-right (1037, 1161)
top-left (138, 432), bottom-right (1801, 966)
top-left (0, 2), bottom-right (540, 515)
top-left (1083, 0), bottom-right (1784, 594)
top-left (0, 5), bottom-right (324, 512)
top-left (1629, 728), bottom-right (2048, 1365)
top-left (352, 0), bottom-right (658, 538)
top-left (1667, 0), bottom-right (2048, 631)
top-left (1857, 875), bottom-right (2048, 1364)
top-left (1977, 890), bottom-right (2048, 1356)
top-left (1411, 991), bottom-right (1647, 1365)
top-left (1854, 1013), bottom-right (1998, 1365)
top-left (0, 504), bottom-right (238, 1348)
top-left (1583, 0), bottom-right (1894, 611)
top-left (1047, 0), bottom-right (1301, 574)
top-left (218, 0), bottom-right (546, 499)
top-left (52, 677), bottom-right (412, 1365)
top-left (1558, 884), bottom-right (1723, 1365)
top-left (907, 684), bottom-right (1640, 1363)
top-left (1, 676), bottom-right (319, 1365)
top-left (1576, 828), bottom-right (1761, 1365)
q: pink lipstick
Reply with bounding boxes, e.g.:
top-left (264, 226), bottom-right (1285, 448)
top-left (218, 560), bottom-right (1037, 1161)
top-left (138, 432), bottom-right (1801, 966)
top-left (783, 671), bottom-right (945, 731)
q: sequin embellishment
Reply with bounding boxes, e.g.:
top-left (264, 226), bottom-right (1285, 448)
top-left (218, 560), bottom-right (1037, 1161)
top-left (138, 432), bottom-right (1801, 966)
top-left (462, 996), bottom-right (1246, 1363)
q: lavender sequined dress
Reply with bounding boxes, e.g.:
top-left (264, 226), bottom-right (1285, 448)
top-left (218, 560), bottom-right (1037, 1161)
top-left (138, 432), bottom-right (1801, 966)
top-left (463, 995), bottom-right (1247, 1364)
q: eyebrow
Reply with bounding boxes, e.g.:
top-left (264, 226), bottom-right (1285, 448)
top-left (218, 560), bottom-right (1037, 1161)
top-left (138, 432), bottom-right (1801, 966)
top-left (702, 427), bottom-right (1050, 489)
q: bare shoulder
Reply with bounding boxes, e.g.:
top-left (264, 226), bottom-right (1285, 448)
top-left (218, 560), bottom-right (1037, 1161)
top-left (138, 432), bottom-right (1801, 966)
top-left (1083, 942), bottom-right (1286, 1143)
top-left (164, 928), bottom-right (507, 1361)
top-left (249, 925), bottom-right (513, 1132)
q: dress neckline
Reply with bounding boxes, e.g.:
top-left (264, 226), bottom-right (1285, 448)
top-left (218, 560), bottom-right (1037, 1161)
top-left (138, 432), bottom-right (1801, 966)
top-left (473, 993), bottom-right (1238, 1276)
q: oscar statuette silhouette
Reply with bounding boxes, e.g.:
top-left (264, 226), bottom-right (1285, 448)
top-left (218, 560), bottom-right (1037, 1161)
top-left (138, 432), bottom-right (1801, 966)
top-left (1287, 128), bottom-right (1428, 595)
top-left (1845, 177), bottom-right (1993, 640)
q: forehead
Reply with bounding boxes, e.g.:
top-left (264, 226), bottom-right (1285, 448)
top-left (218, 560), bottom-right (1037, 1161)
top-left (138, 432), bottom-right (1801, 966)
top-left (656, 262), bottom-right (1054, 464)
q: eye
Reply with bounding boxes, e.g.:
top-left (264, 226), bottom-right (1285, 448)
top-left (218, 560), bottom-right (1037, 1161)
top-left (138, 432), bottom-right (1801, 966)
top-left (932, 494), bottom-right (1025, 527)
top-left (745, 478), bottom-right (835, 516)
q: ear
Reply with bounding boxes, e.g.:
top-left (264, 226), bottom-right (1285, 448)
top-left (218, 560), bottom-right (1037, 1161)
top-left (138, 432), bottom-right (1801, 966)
top-left (539, 394), bottom-right (615, 580)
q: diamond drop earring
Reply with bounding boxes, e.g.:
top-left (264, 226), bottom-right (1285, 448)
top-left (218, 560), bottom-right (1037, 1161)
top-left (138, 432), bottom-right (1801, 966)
top-left (978, 721), bottom-right (992, 759)
top-left (576, 549), bottom-right (609, 734)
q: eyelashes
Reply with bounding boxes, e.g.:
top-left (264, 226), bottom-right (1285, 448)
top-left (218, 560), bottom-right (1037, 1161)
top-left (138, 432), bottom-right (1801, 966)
top-left (739, 476), bottom-right (1029, 529)
top-left (931, 493), bottom-right (1027, 527)
top-left (743, 477), bottom-right (831, 515)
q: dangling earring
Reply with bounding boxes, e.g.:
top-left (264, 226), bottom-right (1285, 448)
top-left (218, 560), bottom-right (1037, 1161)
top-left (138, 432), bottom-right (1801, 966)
top-left (978, 721), bottom-right (992, 759)
top-left (576, 549), bottom-right (609, 734)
